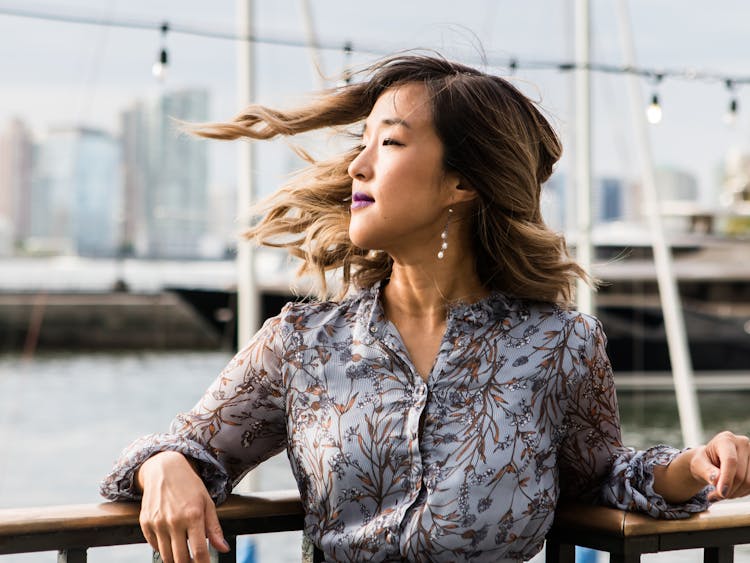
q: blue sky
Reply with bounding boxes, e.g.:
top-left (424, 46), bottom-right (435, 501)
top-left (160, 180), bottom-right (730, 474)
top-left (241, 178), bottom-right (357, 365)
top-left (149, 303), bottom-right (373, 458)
top-left (1, 0), bottom-right (749, 205)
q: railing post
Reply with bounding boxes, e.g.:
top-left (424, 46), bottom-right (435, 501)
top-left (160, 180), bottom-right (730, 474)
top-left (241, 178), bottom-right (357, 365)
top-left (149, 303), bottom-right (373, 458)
top-left (57, 548), bottom-right (87, 563)
top-left (704, 545), bottom-right (734, 563)
top-left (545, 538), bottom-right (575, 563)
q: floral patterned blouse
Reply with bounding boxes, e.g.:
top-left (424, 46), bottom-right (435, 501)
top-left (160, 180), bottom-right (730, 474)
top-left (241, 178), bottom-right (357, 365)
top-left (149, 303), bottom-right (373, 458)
top-left (101, 282), bottom-right (709, 562)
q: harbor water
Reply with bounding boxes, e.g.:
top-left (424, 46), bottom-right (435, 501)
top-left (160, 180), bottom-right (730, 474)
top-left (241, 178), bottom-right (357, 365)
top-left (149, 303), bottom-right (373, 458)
top-left (1, 351), bottom-right (749, 562)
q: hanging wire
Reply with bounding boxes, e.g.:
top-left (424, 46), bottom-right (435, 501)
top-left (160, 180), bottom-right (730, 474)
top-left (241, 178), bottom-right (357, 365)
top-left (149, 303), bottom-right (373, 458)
top-left (74, 0), bottom-right (116, 125)
top-left (1, 4), bottom-right (749, 86)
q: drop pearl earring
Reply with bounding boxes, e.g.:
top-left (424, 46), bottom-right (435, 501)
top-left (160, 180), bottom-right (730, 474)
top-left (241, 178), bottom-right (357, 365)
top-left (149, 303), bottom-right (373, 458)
top-left (437, 208), bottom-right (453, 260)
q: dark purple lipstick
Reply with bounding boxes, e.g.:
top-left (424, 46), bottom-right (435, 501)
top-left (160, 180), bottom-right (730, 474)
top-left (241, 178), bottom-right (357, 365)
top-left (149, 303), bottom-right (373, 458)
top-left (351, 192), bottom-right (375, 209)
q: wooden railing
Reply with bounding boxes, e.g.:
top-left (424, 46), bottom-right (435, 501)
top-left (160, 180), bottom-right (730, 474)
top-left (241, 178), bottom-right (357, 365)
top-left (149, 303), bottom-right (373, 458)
top-left (0, 490), bottom-right (304, 562)
top-left (1, 491), bottom-right (749, 562)
top-left (547, 500), bottom-right (750, 563)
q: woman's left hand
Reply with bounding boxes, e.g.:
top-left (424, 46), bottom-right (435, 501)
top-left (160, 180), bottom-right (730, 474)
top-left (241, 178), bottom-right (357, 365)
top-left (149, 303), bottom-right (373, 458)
top-left (689, 431), bottom-right (750, 501)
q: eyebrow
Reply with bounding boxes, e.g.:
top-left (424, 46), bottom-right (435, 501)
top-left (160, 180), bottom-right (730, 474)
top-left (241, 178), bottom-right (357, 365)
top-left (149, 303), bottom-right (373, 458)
top-left (362, 117), bottom-right (411, 133)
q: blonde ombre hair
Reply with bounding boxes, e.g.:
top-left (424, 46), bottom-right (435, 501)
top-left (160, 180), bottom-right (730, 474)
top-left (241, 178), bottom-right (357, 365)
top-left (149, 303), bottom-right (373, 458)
top-left (193, 53), bottom-right (588, 304)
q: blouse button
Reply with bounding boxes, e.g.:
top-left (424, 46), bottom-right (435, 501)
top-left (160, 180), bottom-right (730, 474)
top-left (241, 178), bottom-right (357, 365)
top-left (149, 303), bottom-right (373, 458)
top-left (369, 325), bottom-right (377, 333)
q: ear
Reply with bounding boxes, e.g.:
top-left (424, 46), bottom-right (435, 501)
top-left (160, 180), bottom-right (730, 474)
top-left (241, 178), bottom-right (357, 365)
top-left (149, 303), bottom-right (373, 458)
top-left (449, 175), bottom-right (479, 205)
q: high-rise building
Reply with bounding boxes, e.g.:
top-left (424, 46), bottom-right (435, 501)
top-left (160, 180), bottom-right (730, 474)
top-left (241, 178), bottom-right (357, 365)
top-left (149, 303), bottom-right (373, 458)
top-left (654, 166), bottom-right (699, 202)
top-left (540, 172), bottom-right (566, 231)
top-left (0, 118), bottom-right (34, 255)
top-left (598, 177), bottom-right (624, 222)
top-left (201, 182), bottom-right (237, 258)
top-left (721, 148), bottom-right (750, 206)
top-left (28, 127), bottom-right (121, 256)
top-left (121, 101), bottom-right (147, 256)
top-left (543, 174), bottom-right (641, 232)
top-left (121, 89), bottom-right (209, 259)
top-left (720, 148), bottom-right (750, 235)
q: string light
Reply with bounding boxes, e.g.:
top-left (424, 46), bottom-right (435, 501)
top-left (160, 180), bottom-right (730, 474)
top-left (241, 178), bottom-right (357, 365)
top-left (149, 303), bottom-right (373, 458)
top-left (646, 74), bottom-right (663, 125)
top-left (152, 22), bottom-right (169, 80)
top-left (646, 93), bottom-right (663, 124)
top-left (0, 5), bottom-right (746, 123)
top-left (723, 80), bottom-right (739, 126)
top-left (339, 41), bottom-right (353, 86)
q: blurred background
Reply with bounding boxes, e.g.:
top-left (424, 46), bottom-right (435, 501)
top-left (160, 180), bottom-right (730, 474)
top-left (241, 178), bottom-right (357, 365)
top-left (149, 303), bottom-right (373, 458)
top-left (1, 1), bottom-right (750, 561)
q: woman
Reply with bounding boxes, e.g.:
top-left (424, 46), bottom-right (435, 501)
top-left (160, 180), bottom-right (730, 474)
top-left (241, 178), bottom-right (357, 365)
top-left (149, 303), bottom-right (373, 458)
top-left (101, 53), bottom-right (750, 563)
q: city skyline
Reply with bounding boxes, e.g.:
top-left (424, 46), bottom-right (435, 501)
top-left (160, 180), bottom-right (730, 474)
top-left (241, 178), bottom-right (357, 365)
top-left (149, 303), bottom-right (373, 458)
top-left (0, 88), bottom-right (230, 259)
top-left (2, 1), bottom-right (750, 259)
top-left (1, 0), bottom-right (749, 206)
top-left (2, 97), bottom-right (718, 260)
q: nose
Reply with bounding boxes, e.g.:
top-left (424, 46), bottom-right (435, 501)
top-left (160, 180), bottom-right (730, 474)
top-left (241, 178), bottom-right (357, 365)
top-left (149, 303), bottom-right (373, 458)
top-left (347, 146), bottom-right (372, 182)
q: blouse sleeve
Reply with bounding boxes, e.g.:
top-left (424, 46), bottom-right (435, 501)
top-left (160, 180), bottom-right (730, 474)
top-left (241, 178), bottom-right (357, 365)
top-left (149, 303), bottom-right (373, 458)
top-left (99, 311), bottom-right (288, 504)
top-left (557, 316), bottom-right (710, 519)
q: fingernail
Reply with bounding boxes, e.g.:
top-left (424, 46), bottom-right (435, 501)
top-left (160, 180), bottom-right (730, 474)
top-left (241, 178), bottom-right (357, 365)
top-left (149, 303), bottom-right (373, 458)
top-left (710, 471), bottom-right (718, 483)
top-left (222, 539), bottom-right (231, 551)
top-left (721, 485), bottom-right (730, 497)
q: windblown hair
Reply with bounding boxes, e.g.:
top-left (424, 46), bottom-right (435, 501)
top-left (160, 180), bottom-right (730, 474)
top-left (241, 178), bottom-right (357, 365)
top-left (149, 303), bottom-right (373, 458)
top-left (192, 53), bottom-right (589, 304)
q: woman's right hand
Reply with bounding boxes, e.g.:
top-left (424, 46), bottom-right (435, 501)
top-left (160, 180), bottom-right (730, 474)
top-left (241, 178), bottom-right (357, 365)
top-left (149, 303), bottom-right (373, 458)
top-left (136, 451), bottom-right (230, 563)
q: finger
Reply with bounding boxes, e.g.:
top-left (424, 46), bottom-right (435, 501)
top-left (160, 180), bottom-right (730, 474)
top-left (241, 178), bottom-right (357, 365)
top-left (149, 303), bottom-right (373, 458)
top-left (729, 438), bottom-right (750, 498)
top-left (733, 484), bottom-right (750, 499)
top-left (143, 528), bottom-right (160, 554)
top-left (140, 520), bottom-right (160, 553)
top-left (742, 465), bottom-right (750, 499)
top-left (715, 438), bottom-right (739, 498)
top-left (171, 531), bottom-right (192, 563)
top-left (187, 521), bottom-right (210, 563)
top-left (204, 502), bottom-right (230, 553)
top-left (154, 529), bottom-right (175, 563)
top-left (691, 446), bottom-right (721, 486)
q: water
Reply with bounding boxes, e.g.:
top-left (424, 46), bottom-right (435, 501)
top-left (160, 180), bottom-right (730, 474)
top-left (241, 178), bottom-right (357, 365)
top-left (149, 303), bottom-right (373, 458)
top-left (0, 351), bottom-right (302, 563)
top-left (1, 352), bottom-right (749, 562)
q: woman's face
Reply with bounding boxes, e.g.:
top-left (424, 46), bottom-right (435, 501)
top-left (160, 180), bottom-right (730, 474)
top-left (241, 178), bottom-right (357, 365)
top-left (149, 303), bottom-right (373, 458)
top-left (347, 83), bottom-right (459, 258)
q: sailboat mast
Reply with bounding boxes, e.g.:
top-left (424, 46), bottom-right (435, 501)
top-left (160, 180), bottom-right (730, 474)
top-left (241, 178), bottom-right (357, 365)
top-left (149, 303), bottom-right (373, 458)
top-left (236, 0), bottom-right (260, 347)
top-left (575, 0), bottom-right (595, 315)
top-left (615, 0), bottom-right (703, 446)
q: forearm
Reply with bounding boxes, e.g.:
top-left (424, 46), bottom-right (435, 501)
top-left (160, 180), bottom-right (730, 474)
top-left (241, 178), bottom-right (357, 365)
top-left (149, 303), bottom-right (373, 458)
top-left (652, 448), bottom-right (707, 504)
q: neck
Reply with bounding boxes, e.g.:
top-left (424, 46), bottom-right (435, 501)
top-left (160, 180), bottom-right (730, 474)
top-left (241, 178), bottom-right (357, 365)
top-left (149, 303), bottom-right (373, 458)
top-left (382, 252), bottom-right (489, 326)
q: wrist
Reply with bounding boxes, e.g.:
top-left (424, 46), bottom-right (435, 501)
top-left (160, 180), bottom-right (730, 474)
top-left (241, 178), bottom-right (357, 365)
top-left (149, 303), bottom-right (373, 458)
top-left (654, 448), bottom-right (706, 503)
top-left (681, 447), bottom-right (710, 487)
top-left (135, 451), bottom-right (189, 492)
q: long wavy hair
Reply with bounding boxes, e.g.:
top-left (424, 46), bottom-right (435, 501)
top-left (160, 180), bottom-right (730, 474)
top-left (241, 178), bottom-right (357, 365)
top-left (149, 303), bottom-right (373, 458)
top-left (192, 53), bottom-right (589, 304)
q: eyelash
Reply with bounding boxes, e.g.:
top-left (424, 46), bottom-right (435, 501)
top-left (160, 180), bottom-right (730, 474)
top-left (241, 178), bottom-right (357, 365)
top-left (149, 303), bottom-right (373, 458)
top-left (357, 138), bottom-right (403, 151)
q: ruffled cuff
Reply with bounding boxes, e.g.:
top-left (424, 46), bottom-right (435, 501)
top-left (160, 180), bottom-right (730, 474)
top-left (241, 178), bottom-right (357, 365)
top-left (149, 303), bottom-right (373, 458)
top-left (99, 433), bottom-right (231, 504)
top-left (602, 444), bottom-right (710, 519)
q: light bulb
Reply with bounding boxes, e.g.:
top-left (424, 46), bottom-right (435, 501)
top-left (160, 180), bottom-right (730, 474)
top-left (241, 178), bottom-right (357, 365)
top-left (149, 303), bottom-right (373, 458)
top-left (152, 61), bottom-right (165, 79)
top-left (646, 94), bottom-right (662, 124)
top-left (152, 48), bottom-right (168, 80)
top-left (723, 98), bottom-right (738, 126)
